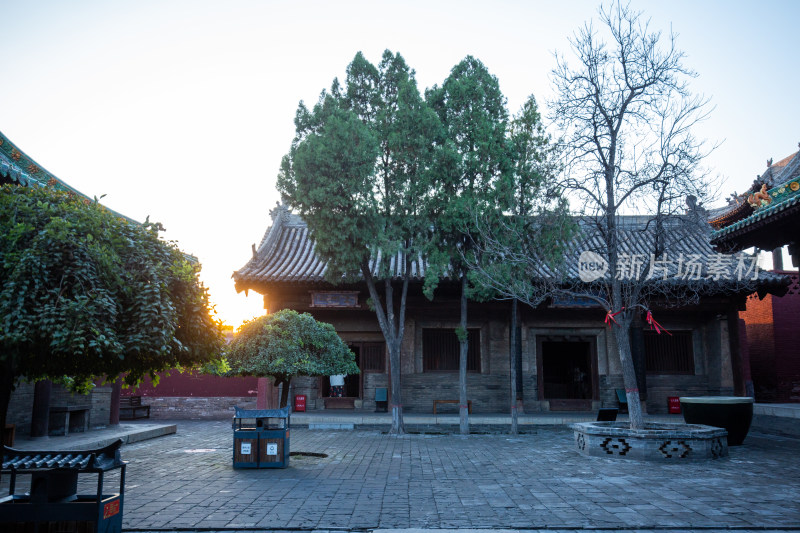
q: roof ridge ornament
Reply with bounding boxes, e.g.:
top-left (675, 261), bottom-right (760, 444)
top-left (269, 202), bottom-right (291, 223)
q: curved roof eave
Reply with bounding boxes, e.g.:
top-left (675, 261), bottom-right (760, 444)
top-left (0, 129), bottom-right (139, 224)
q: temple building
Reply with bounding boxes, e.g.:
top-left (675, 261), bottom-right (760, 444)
top-left (709, 146), bottom-right (799, 269)
top-left (710, 145), bottom-right (800, 403)
top-left (234, 204), bottom-right (787, 414)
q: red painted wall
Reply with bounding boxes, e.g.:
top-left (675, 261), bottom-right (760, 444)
top-left (740, 271), bottom-right (800, 402)
top-left (772, 271), bottom-right (800, 401)
top-left (124, 371), bottom-right (258, 398)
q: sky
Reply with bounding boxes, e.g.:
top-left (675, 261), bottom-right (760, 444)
top-left (2, 0), bottom-right (798, 327)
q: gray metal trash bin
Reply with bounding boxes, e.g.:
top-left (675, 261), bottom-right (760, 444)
top-left (233, 406), bottom-right (290, 468)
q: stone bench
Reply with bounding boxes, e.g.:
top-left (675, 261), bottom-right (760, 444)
top-left (49, 405), bottom-right (90, 436)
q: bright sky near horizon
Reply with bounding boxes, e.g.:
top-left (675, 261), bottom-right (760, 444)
top-left (2, 0), bottom-right (798, 328)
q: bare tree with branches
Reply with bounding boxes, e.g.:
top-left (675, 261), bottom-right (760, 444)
top-left (550, 2), bottom-right (720, 429)
top-left (466, 3), bottom-right (761, 432)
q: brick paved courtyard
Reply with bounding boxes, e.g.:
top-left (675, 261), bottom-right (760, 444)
top-left (5, 420), bottom-right (800, 531)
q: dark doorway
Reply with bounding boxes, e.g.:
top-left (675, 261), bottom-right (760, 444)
top-left (539, 340), bottom-right (594, 410)
top-left (318, 342), bottom-right (386, 400)
top-left (344, 346), bottom-right (361, 398)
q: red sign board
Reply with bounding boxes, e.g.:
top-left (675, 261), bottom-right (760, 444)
top-left (103, 498), bottom-right (120, 519)
top-left (668, 396), bottom-right (681, 414)
top-left (294, 394), bottom-right (306, 412)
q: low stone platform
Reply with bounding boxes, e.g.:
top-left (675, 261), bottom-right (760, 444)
top-left (571, 421), bottom-right (728, 461)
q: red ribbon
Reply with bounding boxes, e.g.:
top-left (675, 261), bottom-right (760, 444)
top-left (604, 307), bottom-right (625, 326)
top-left (646, 310), bottom-right (672, 336)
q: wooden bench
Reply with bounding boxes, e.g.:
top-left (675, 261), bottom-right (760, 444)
top-left (433, 400), bottom-right (472, 415)
top-left (49, 405), bottom-right (90, 436)
top-left (120, 395), bottom-right (151, 420)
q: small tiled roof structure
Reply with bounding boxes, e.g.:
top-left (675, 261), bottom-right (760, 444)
top-left (234, 204), bottom-right (787, 297)
top-left (710, 146), bottom-right (800, 264)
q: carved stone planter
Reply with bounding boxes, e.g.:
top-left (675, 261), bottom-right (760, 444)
top-left (571, 421), bottom-right (728, 461)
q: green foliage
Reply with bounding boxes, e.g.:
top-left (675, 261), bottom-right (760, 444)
top-left (278, 50), bottom-right (440, 282)
top-left (423, 56), bottom-right (513, 297)
top-left (278, 50), bottom-right (439, 430)
top-left (464, 95), bottom-right (576, 305)
top-left (279, 100), bottom-right (381, 280)
top-left (226, 310), bottom-right (358, 381)
top-left (0, 184), bottom-right (225, 392)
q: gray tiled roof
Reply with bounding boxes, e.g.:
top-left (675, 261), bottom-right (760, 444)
top-left (762, 150), bottom-right (800, 188)
top-left (234, 205), bottom-right (427, 286)
top-left (233, 207), bottom-right (787, 293)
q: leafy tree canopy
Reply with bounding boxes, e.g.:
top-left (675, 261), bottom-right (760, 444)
top-left (277, 50), bottom-right (440, 432)
top-left (423, 56), bottom-right (514, 298)
top-left (0, 184), bottom-right (225, 394)
top-left (278, 50), bottom-right (440, 282)
top-left (227, 310), bottom-right (358, 407)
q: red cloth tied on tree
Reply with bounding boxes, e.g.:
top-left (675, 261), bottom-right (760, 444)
top-left (604, 307), bottom-right (625, 326)
top-left (646, 310), bottom-right (672, 335)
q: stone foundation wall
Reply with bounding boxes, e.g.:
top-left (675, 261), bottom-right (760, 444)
top-left (401, 373), bottom-right (509, 413)
top-left (599, 374), bottom-right (625, 408)
top-left (6, 383), bottom-right (112, 436)
top-left (645, 374), bottom-right (718, 414)
top-left (141, 396), bottom-right (256, 419)
top-left (6, 382), bottom-right (35, 435)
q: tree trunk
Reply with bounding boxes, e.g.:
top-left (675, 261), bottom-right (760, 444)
top-left (360, 260), bottom-right (406, 435)
top-left (276, 378), bottom-right (290, 409)
top-left (389, 338), bottom-right (404, 434)
top-left (109, 377), bottom-right (121, 426)
top-left (30, 379), bottom-right (52, 438)
top-left (459, 273), bottom-right (469, 435)
top-left (509, 299), bottom-right (519, 435)
top-left (613, 317), bottom-right (644, 429)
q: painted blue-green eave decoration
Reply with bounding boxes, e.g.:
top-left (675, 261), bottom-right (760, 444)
top-left (711, 178), bottom-right (800, 240)
top-left (0, 129), bottom-right (138, 223)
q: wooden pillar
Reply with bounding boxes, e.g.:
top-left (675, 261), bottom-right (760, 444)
top-left (257, 377), bottom-right (268, 409)
top-left (30, 380), bottom-right (52, 439)
top-left (629, 316), bottom-right (647, 401)
top-left (728, 306), bottom-right (747, 396)
top-left (772, 248), bottom-right (784, 271)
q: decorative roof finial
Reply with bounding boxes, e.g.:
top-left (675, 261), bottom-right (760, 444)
top-left (767, 157), bottom-right (773, 167)
top-left (268, 201), bottom-right (291, 224)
